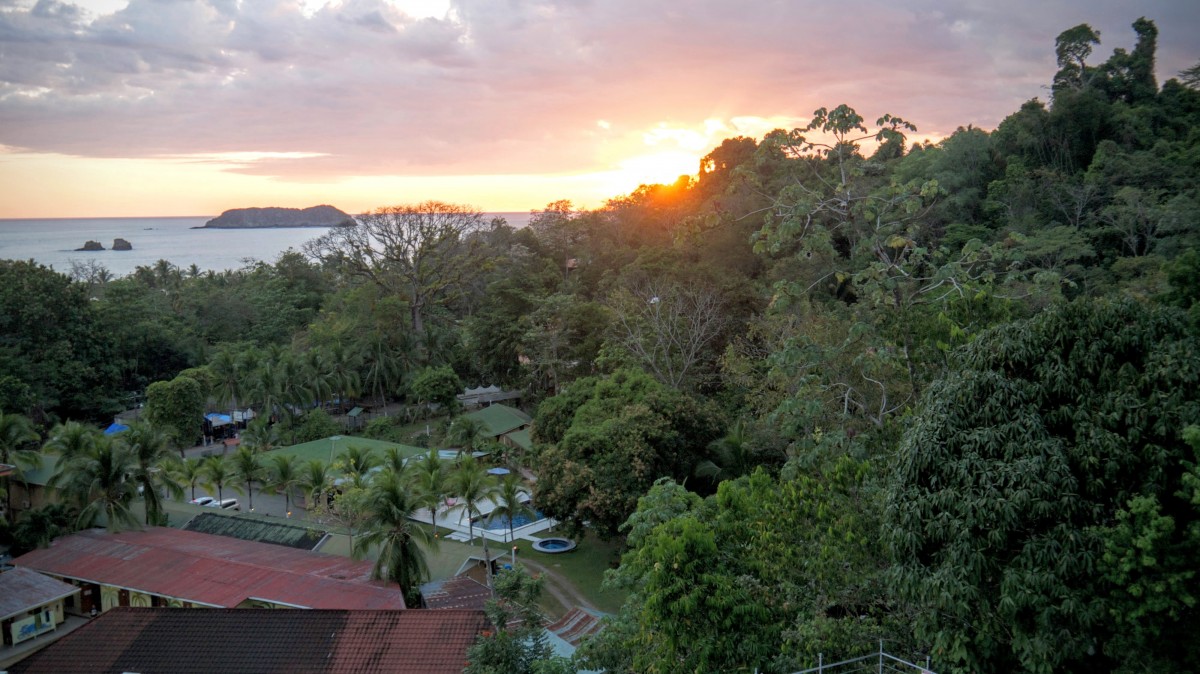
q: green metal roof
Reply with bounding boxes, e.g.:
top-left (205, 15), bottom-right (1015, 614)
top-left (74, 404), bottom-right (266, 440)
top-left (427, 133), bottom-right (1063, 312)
top-left (503, 428), bottom-right (532, 451)
top-left (273, 435), bottom-right (426, 466)
top-left (182, 512), bottom-right (328, 550)
top-left (463, 404), bottom-right (532, 437)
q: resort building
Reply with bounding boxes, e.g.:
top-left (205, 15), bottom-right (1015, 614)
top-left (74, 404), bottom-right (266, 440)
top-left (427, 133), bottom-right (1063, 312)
top-left (11, 527), bottom-right (406, 614)
top-left (7, 607), bottom-right (488, 674)
top-left (0, 567), bottom-right (80, 651)
top-left (461, 403), bottom-right (534, 452)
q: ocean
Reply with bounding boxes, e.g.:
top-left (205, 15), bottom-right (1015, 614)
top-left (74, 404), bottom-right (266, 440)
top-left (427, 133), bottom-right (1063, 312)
top-left (0, 212), bottom-right (532, 278)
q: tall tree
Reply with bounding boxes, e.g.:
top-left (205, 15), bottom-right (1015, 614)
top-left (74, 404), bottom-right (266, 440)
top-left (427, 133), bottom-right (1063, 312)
top-left (56, 437), bottom-right (141, 533)
top-left (0, 412), bottom-right (39, 519)
top-left (887, 298), bottom-right (1200, 674)
top-left (605, 277), bottom-right (730, 391)
top-left (449, 455), bottom-right (500, 581)
top-left (42, 421), bottom-right (99, 465)
top-left (415, 449), bottom-right (448, 537)
top-left (446, 416), bottom-right (489, 454)
top-left (534, 368), bottom-right (721, 538)
top-left (299, 459), bottom-right (332, 512)
top-left (172, 456), bottom-right (205, 502)
top-left (353, 470), bottom-right (437, 606)
top-left (264, 453), bottom-right (301, 517)
top-left (0, 261), bottom-right (119, 421)
top-left (201, 455), bottom-right (232, 504)
top-left (209, 345), bottom-right (250, 418)
top-left (488, 474), bottom-right (534, 544)
top-left (143, 374), bottom-right (205, 455)
top-left (230, 447), bottom-right (264, 511)
top-left (240, 417), bottom-right (279, 453)
top-left (122, 422), bottom-right (182, 525)
top-left (304, 201), bottom-right (486, 341)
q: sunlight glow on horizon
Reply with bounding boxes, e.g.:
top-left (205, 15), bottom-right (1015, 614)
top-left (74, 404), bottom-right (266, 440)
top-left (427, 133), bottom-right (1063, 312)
top-left (0, 115), bottom-right (952, 219)
top-left (0, 149), bottom-right (706, 219)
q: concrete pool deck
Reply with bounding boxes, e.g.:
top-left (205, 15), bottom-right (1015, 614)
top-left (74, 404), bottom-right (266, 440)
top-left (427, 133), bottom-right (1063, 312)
top-left (411, 502), bottom-right (559, 543)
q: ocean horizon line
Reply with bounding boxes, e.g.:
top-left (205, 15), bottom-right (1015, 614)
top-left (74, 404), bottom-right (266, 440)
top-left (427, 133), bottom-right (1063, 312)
top-left (0, 211), bottom-right (535, 223)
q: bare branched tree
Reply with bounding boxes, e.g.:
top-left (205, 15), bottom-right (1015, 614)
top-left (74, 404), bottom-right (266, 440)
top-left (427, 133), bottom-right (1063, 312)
top-left (304, 201), bottom-right (485, 337)
top-left (606, 280), bottom-right (729, 391)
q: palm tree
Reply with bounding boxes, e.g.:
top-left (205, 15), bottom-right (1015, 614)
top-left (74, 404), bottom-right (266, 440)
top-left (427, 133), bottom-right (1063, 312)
top-left (241, 417), bottom-right (279, 453)
top-left (122, 422), bottom-right (183, 525)
top-left (0, 412), bottom-right (39, 517)
top-left (449, 455), bottom-right (500, 586)
top-left (172, 457), bottom-right (205, 501)
top-left (210, 346), bottom-right (249, 418)
top-left (275, 351), bottom-right (310, 424)
top-left (230, 447), bottom-right (264, 511)
top-left (12, 503), bottom-right (77, 551)
top-left (340, 445), bottom-right (378, 478)
top-left (42, 420), bottom-right (97, 463)
top-left (299, 459), bottom-right (331, 513)
top-left (694, 418), bottom-right (756, 483)
top-left (381, 447), bottom-right (413, 484)
top-left (362, 330), bottom-right (406, 411)
top-left (201, 455), bottom-right (232, 503)
top-left (488, 474), bottom-right (535, 543)
top-left (302, 349), bottom-right (335, 410)
top-left (415, 450), bottom-right (447, 537)
top-left (353, 471), bottom-right (437, 605)
top-left (446, 416), bottom-right (490, 454)
top-left (265, 454), bottom-right (301, 516)
top-left (249, 356), bottom-right (282, 422)
top-left (324, 342), bottom-right (363, 410)
top-left (58, 437), bottom-right (140, 532)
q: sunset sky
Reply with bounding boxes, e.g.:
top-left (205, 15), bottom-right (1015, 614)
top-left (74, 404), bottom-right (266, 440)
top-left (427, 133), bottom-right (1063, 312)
top-left (1, 0), bottom-right (1197, 218)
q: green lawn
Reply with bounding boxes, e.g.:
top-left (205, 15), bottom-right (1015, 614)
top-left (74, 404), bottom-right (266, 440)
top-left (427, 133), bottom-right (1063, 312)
top-left (515, 532), bottom-right (628, 615)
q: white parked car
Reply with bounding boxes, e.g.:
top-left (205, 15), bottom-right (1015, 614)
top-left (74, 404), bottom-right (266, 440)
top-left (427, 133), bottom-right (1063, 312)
top-left (206, 498), bottom-right (240, 511)
top-left (189, 496), bottom-right (215, 506)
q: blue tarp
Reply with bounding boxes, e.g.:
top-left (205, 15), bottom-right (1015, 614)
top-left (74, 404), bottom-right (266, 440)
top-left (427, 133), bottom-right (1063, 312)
top-left (205, 413), bottom-right (233, 426)
top-left (103, 423), bottom-right (129, 435)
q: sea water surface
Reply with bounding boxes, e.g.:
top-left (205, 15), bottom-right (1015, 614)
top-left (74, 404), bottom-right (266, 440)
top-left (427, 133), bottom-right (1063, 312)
top-left (0, 212), bottom-right (531, 278)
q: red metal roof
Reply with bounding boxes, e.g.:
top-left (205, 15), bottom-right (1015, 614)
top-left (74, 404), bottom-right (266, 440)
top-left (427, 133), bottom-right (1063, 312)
top-left (421, 574), bottom-right (492, 611)
top-left (9, 607), bottom-right (488, 674)
top-left (13, 527), bottom-right (406, 610)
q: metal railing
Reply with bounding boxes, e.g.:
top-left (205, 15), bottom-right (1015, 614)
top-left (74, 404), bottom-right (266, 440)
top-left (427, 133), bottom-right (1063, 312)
top-left (789, 641), bottom-right (936, 674)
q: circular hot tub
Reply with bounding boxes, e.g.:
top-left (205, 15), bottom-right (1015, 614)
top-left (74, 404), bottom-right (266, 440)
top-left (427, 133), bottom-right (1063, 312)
top-left (532, 537), bottom-right (577, 554)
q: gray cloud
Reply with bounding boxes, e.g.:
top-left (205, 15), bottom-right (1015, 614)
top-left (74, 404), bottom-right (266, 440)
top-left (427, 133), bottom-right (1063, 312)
top-left (1, 0), bottom-right (1197, 178)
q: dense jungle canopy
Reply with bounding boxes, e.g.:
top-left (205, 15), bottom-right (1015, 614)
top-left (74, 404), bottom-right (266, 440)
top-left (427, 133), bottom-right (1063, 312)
top-left (2, 18), bottom-right (1198, 674)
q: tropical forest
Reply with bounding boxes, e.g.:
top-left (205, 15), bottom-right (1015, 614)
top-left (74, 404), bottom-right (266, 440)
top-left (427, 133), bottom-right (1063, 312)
top-left (1, 18), bottom-right (1198, 674)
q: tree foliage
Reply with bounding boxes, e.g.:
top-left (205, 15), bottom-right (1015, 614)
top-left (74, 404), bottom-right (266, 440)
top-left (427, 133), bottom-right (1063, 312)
top-left (887, 299), bottom-right (1200, 673)
top-left (533, 368), bottom-right (721, 538)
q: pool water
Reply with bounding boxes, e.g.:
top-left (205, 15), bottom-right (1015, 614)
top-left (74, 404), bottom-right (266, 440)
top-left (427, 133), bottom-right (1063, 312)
top-left (478, 510), bottom-right (545, 531)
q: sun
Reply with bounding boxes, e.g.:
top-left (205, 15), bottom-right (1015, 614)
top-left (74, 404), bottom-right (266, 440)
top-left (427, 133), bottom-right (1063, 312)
top-left (599, 150), bottom-right (701, 197)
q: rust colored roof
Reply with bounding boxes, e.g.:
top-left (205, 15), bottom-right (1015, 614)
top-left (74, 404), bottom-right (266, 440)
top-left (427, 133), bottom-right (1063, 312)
top-left (9, 607), bottom-right (488, 674)
top-left (13, 527), bottom-right (405, 610)
top-left (421, 574), bottom-right (492, 610)
top-left (0, 567), bottom-right (80, 621)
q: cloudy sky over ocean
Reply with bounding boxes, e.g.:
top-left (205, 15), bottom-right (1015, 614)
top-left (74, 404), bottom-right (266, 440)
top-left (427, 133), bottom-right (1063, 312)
top-left (1, 0), bottom-right (1197, 217)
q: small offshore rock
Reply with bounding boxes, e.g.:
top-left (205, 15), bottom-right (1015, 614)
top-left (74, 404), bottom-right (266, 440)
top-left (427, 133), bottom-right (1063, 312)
top-left (77, 240), bottom-right (104, 251)
top-left (112, 238), bottom-right (133, 251)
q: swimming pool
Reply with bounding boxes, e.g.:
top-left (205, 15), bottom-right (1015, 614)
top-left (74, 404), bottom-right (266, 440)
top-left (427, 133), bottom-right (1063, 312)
top-left (478, 510), bottom-right (546, 531)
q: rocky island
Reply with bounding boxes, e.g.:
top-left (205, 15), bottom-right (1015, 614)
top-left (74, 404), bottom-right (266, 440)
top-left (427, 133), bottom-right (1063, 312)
top-left (198, 205), bottom-right (355, 229)
top-left (77, 240), bottom-right (104, 251)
